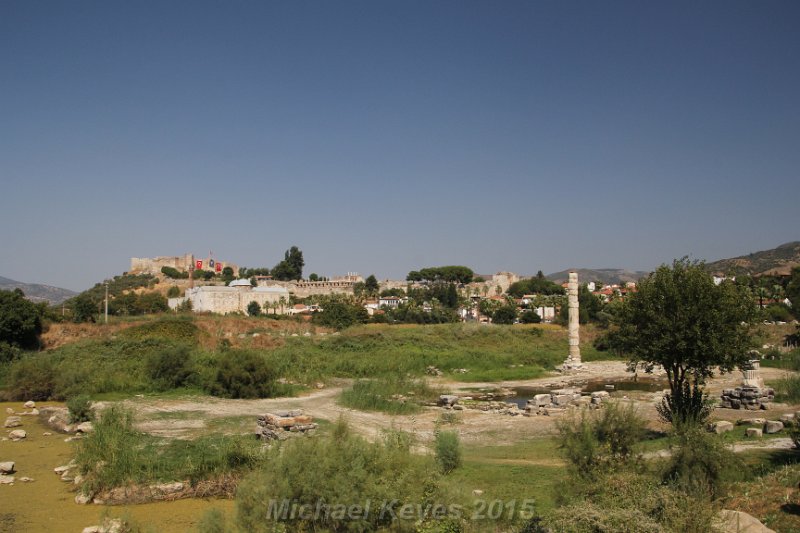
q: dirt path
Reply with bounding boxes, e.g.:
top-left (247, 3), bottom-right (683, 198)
top-left (117, 361), bottom-right (800, 447)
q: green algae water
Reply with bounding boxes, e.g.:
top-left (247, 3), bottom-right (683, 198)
top-left (0, 402), bottom-right (233, 533)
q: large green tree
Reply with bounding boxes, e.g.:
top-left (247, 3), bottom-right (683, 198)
top-left (312, 296), bottom-right (368, 330)
top-left (406, 266), bottom-right (473, 284)
top-left (364, 274), bottom-right (379, 296)
top-left (0, 289), bottom-right (43, 350)
top-left (507, 277), bottom-right (564, 297)
top-left (272, 246), bottom-right (304, 281)
top-left (607, 258), bottom-right (755, 426)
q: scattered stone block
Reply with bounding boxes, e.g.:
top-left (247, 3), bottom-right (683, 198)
top-left (0, 475), bottom-right (14, 484)
top-left (764, 421), bottom-right (784, 434)
top-left (737, 418), bottom-right (766, 426)
top-left (779, 414), bottom-right (795, 425)
top-left (4, 416), bottom-right (22, 428)
top-left (709, 421), bottom-right (734, 434)
top-left (746, 428), bottom-right (763, 438)
top-left (531, 394), bottom-right (551, 407)
top-left (23, 401), bottom-right (35, 409)
top-left (717, 510), bottom-right (776, 533)
top-left (8, 430), bottom-right (26, 441)
top-left (552, 394), bottom-right (572, 406)
top-left (0, 462), bottom-right (14, 474)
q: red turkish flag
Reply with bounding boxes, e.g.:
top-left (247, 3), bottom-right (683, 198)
top-left (195, 260), bottom-right (203, 270)
top-left (215, 262), bottom-right (222, 273)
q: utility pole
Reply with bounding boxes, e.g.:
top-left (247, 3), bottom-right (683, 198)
top-left (104, 283), bottom-right (109, 325)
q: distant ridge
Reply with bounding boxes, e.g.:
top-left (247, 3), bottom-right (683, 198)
top-left (705, 241), bottom-right (800, 277)
top-left (545, 268), bottom-right (649, 285)
top-left (0, 276), bottom-right (77, 305)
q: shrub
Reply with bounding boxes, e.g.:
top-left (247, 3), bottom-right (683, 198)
top-left (655, 380), bottom-right (712, 428)
top-left (119, 318), bottom-right (200, 344)
top-left (434, 430), bottom-right (462, 474)
top-left (544, 503), bottom-right (665, 533)
top-left (520, 311), bottom-right (541, 324)
top-left (246, 301), bottom-right (261, 317)
top-left (556, 402), bottom-right (646, 479)
top-left (167, 286), bottom-right (181, 297)
top-left (542, 469), bottom-right (716, 533)
top-left (161, 266), bottom-right (188, 279)
top-left (765, 304), bottom-right (792, 322)
top-left (145, 343), bottom-right (194, 391)
top-left (207, 350), bottom-right (278, 399)
top-left (492, 305), bottom-right (517, 325)
top-left (0, 341), bottom-right (21, 364)
top-left (662, 427), bottom-right (739, 499)
top-left (4, 355), bottom-right (56, 400)
top-left (67, 395), bottom-right (94, 423)
top-left (235, 420), bottom-right (446, 532)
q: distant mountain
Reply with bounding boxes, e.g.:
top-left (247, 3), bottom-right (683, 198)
top-left (546, 268), bottom-right (649, 286)
top-left (705, 241), bottom-right (800, 277)
top-left (0, 276), bottom-right (77, 305)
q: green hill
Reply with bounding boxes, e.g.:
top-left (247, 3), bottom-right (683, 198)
top-left (706, 241), bottom-right (800, 277)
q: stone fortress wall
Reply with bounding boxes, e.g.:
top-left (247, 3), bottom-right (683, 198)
top-left (130, 255), bottom-right (239, 277)
top-left (130, 255), bottom-right (194, 275)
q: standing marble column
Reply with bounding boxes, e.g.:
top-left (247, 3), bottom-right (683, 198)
top-left (563, 271), bottom-right (582, 369)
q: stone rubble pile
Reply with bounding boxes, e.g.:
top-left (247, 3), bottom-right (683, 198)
top-left (719, 386), bottom-right (774, 410)
top-left (437, 389), bottom-right (612, 417)
top-left (256, 410), bottom-right (317, 441)
top-left (524, 389), bottom-right (610, 415)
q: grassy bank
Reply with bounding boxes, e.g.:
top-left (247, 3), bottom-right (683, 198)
top-left (265, 323), bottom-right (612, 383)
top-left (1, 318), bottom-right (616, 401)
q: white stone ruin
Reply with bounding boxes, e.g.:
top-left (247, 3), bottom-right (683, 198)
top-left (562, 271), bottom-right (582, 370)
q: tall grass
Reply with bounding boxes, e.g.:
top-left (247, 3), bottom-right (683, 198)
top-left (772, 374), bottom-right (800, 403)
top-left (75, 405), bottom-right (264, 494)
top-left (338, 377), bottom-right (440, 414)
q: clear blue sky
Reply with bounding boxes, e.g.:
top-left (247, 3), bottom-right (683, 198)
top-left (2, 1), bottom-right (798, 291)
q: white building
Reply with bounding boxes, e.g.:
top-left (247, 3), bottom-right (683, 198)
top-left (169, 283), bottom-right (290, 314)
